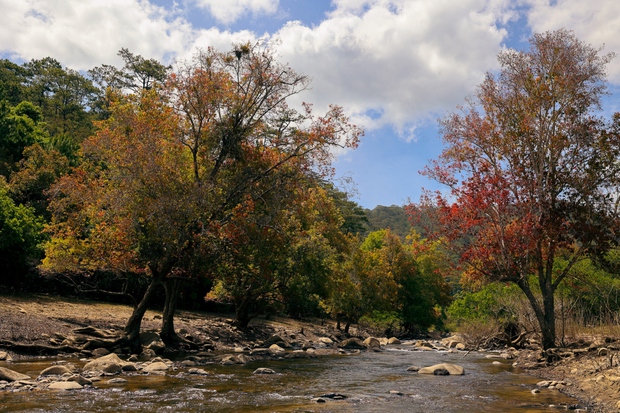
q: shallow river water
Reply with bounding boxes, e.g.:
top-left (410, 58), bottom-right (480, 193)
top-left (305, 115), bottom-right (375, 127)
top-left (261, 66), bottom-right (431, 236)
top-left (0, 346), bottom-right (580, 413)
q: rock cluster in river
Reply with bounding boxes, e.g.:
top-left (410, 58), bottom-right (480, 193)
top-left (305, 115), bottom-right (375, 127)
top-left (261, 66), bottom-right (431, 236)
top-left (0, 329), bottom-right (476, 393)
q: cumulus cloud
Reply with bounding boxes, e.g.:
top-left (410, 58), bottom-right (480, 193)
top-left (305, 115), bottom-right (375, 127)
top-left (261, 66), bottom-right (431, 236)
top-left (524, 0), bottom-right (620, 82)
top-left (275, 0), bottom-right (513, 136)
top-left (2, 0), bottom-right (618, 139)
top-left (194, 0), bottom-right (279, 25)
top-left (0, 0), bottom-right (194, 69)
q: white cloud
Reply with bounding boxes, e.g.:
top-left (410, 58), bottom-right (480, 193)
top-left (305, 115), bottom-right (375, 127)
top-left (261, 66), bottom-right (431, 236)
top-left (0, 0), bottom-right (195, 69)
top-left (524, 0), bottom-right (620, 82)
top-left (194, 0), bottom-right (279, 25)
top-left (275, 0), bottom-right (513, 136)
top-left (9, 0), bottom-right (619, 139)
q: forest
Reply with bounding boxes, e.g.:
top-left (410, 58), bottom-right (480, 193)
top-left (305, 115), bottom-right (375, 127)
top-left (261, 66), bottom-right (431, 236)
top-left (2, 30), bottom-right (620, 354)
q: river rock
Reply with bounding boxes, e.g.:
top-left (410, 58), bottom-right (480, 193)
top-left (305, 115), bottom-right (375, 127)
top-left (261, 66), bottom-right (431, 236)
top-left (143, 362), bottom-right (169, 372)
top-left (140, 332), bottom-right (166, 354)
top-left (92, 348), bottom-right (110, 357)
top-left (320, 393), bottom-right (347, 400)
top-left (250, 348), bottom-right (271, 356)
top-left (39, 365), bottom-right (72, 376)
top-left (141, 348), bottom-right (157, 358)
top-left (418, 363), bottom-right (464, 375)
top-left (83, 353), bottom-right (128, 374)
top-left (269, 344), bottom-right (285, 354)
top-left (262, 335), bottom-right (288, 348)
top-left (407, 366), bottom-right (421, 372)
top-left (67, 374), bottom-right (92, 386)
top-left (107, 378), bottom-right (127, 384)
top-left (188, 368), bottom-right (209, 375)
top-left (363, 337), bottom-right (381, 348)
top-left (0, 367), bottom-right (30, 382)
top-left (317, 336), bottom-right (333, 344)
top-left (0, 351), bottom-right (12, 361)
top-left (338, 338), bottom-right (366, 349)
top-left (253, 367), bottom-right (276, 375)
top-left (388, 337), bottom-right (401, 345)
top-left (48, 381), bottom-right (83, 390)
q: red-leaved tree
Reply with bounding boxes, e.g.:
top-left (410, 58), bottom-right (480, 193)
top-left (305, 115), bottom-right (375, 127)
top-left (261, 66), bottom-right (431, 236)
top-left (407, 29), bottom-right (620, 349)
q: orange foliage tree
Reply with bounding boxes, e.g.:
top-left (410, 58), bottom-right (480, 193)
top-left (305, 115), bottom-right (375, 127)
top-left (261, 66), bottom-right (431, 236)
top-left (407, 30), bottom-right (620, 349)
top-left (43, 43), bottom-right (361, 349)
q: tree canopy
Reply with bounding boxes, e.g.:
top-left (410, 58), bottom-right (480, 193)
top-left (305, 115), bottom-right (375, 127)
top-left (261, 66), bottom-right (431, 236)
top-left (408, 29), bottom-right (620, 349)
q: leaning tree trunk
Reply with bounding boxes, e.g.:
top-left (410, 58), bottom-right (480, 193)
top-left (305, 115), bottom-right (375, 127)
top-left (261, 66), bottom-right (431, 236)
top-left (517, 277), bottom-right (556, 350)
top-left (123, 266), bottom-right (166, 351)
top-left (160, 277), bottom-right (184, 345)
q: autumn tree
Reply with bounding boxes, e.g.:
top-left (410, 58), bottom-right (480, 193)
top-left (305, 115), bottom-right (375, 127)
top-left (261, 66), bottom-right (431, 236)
top-left (408, 29), bottom-right (620, 349)
top-left (209, 182), bottom-right (351, 328)
top-left (43, 44), bottom-right (361, 348)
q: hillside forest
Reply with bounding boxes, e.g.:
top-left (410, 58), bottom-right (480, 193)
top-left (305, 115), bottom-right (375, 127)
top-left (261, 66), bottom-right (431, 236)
top-left (2, 30), bottom-right (620, 352)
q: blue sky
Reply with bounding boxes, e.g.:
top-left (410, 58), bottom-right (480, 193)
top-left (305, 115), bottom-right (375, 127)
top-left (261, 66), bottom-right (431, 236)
top-left (1, 0), bottom-right (619, 209)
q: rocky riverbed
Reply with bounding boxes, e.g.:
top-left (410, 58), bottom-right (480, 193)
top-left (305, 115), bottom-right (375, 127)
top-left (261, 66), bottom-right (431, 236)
top-left (0, 294), bottom-right (618, 411)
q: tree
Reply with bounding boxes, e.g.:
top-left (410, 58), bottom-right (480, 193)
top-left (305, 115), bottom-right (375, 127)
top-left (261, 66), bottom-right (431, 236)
top-left (23, 57), bottom-right (99, 142)
top-left (44, 44), bottom-right (361, 348)
top-left (365, 205), bottom-right (411, 239)
top-left (407, 29), bottom-right (620, 349)
top-left (0, 100), bottom-right (48, 177)
top-left (0, 178), bottom-right (45, 286)
top-left (209, 183), bottom-right (350, 327)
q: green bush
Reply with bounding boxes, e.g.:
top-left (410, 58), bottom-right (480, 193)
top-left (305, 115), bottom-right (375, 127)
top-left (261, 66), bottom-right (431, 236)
top-left (358, 311), bottom-right (402, 337)
top-left (447, 282), bottom-right (522, 326)
top-left (0, 179), bottom-right (45, 286)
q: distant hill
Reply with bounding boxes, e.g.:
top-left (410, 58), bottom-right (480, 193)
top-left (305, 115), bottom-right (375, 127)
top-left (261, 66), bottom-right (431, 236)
top-left (365, 205), bottom-right (412, 239)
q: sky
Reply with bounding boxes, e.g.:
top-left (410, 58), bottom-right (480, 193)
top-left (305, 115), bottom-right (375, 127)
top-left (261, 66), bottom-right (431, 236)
top-left (1, 0), bottom-right (619, 209)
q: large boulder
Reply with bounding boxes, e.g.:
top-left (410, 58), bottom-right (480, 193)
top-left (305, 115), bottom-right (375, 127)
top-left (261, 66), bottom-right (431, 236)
top-left (0, 366), bottom-right (30, 382)
top-left (338, 338), bottom-right (366, 350)
top-left (48, 381), bottom-right (83, 390)
top-left (418, 363), bottom-right (464, 375)
top-left (143, 361), bottom-right (169, 372)
top-left (387, 337), bottom-right (401, 345)
top-left (363, 337), bottom-right (381, 348)
top-left (83, 353), bottom-right (131, 374)
top-left (262, 335), bottom-right (289, 348)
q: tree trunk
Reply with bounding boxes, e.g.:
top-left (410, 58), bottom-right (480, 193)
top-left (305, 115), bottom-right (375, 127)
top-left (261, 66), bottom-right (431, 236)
top-left (123, 266), bottom-right (165, 351)
top-left (344, 320), bottom-right (351, 334)
top-left (234, 295), bottom-right (252, 329)
top-left (516, 277), bottom-right (556, 350)
top-left (541, 284), bottom-right (556, 350)
top-left (160, 277), bottom-right (183, 345)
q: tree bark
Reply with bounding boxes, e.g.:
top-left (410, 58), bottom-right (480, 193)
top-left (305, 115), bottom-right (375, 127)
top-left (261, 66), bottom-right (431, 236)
top-left (160, 277), bottom-right (183, 345)
top-left (234, 295), bottom-right (252, 329)
top-left (516, 277), bottom-right (556, 350)
top-left (123, 266), bottom-right (165, 351)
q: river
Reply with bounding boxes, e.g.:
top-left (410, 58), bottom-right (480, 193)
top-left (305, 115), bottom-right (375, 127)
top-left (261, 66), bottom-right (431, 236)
top-left (0, 345), bottom-right (581, 412)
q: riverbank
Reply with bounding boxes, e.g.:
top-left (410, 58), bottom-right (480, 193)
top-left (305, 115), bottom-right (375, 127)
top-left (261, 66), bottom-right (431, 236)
top-left (0, 294), bottom-right (616, 411)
